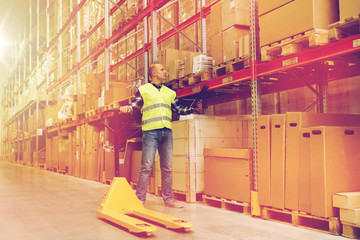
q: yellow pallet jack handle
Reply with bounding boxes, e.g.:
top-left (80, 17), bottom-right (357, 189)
top-left (97, 178), bottom-right (194, 236)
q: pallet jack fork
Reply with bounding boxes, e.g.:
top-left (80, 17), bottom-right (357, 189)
top-left (97, 178), bottom-right (194, 236)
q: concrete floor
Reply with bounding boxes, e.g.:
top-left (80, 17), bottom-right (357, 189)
top-left (0, 160), bottom-right (348, 240)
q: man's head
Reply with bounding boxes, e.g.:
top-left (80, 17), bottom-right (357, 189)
top-left (149, 63), bottom-right (167, 83)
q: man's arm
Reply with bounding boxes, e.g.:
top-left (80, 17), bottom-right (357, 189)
top-left (119, 90), bottom-right (143, 113)
top-left (172, 98), bottom-right (194, 115)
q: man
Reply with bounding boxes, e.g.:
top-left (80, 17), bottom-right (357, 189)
top-left (119, 63), bottom-right (195, 208)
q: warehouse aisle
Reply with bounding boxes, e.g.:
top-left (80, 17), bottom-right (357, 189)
top-left (0, 160), bottom-right (346, 240)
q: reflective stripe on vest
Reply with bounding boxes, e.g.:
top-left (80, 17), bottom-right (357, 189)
top-left (142, 103), bottom-right (171, 113)
top-left (142, 116), bottom-right (172, 125)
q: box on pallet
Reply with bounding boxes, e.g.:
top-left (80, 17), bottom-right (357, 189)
top-left (223, 26), bottom-right (249, 62)
top-left (168, 59), bottom-right (184, 81)
top-left (209, 0), bottom-right (222, 37)
top-left (155, 114), bottom-right (252, 202)
top-left (340, 209), bottom-right (360, 225)
top-left (204, 148), bottom-right (252, 202)
top-left (258, 0), bottom-right (293, 16)
top-left (339, 0), bottom-right (360, 21)
top-left (270, 114), bottom-right (286, 210)
top-left (103, 81), bottom-right (132, 105)
top-left (333, 192), bottom-right (360, 209)
top-left (260, 0), bottom-right (338, 46)
top-left (222, 0), bottom-right (250, 31)
top-left (310, 126), bottom-right (360, 218)
top-left (210, 32), bottom-right (223, 65)
top-left (192, 55), bottom-right (213, 73)
top-left (299, 128), bottom-right (311, 213)
top-left (257, 115), bottom-right (272, 207)
top-left (285, 113), bottom-right (360, 212)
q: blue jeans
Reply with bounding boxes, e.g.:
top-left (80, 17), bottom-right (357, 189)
top-left (136, 128), bottom-right (173, 203)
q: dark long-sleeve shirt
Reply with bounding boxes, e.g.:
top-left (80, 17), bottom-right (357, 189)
top-left (129, 84), bottom-right (194, 115)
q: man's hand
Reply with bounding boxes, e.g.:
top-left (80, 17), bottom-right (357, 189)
top-left (119, 106), bottom-right (132, 113)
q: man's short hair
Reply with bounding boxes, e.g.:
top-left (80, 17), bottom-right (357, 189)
top-left (149, 62), bottom-right (160, 79)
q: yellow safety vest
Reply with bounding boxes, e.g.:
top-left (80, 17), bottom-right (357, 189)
top-left (139, 83), bottom-right (176, 131)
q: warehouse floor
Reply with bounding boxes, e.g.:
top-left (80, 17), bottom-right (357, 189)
top-left (0, 160), bottom-right (347, 240)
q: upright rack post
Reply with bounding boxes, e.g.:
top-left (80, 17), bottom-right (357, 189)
top-left (250, 0), bottom-right (261, 216)
top-left (152, 10), bottom-right (158, 63)
top-left (144, 0), bottom-right (149, 84)
top-left (105, 0), bottom-right (110, 90)
top-left (200, 0), bottom-right (207, 53)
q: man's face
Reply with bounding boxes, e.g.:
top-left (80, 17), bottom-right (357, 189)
top-left (153, 64), bottom-right (167, 81)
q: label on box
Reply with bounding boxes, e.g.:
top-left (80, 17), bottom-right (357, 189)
top-left (282, 57), bottom-right (298, 67)
top-left (354, 39), bottom-right (360, 48)
top-left (223, 76), bottom-right (233, 84)
top-left (192, 86), bottom-right (201, 92)
top-left (119, 158), bottom-right (125, 164)
top-left (37, 129), bottom-right (43, 136)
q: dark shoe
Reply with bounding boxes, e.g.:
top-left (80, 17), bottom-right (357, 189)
top-left (165, 200), bottom-right (184, 208)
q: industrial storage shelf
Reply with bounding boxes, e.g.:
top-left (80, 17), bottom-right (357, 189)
top-left (175, 34), bottom-right (360, 98)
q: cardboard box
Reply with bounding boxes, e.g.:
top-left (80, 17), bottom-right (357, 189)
top-left (333, 192), bottom-right (360, 209)
top-left (223, 26), bottom-right (249, 62)
top-left (285, 113), bottom-right (360, 211)
top-left (298, 128), bottom-right (311, 213)
top-left (270, 114), bottom-right (286, 209)
top-left (340, 208), bottom-right (360, 225)
top-left (159, 48), bottom-right (183, 70)
top-left (192, 54), bottom-right (212, 73)
top-left (209, 0), bottom-right (222, 37)
top-left (339, 0), bottom-right (360, 21)
top-left (259, 0), bottom-right (294, 15)
top-left (130, 150), bottom-right (142, 183)
top-left (210, 32), bottom-right (223, 65)
top-left (104, 81), bottom-right (132, 105)
top-left (239, 34), bottom-right (250, 58)
top-left (183, 51), bottom-right (201, 76)
top-left (168, 59), bottom-right (184, 81)
top-left (52, 136), bottom-right (59, 170)
top-left (204, 148), bottom-right (252, 202)
top-left (260, 0), bottom-right (339, 46)
top-left (222, 0), bottom-right (250, 31)
top-left (257, 115), bottom-right (271, 207)
top-left (310, 126), bottom-right (360, 218)
top-left (58, 136), bottom-right (70, 171)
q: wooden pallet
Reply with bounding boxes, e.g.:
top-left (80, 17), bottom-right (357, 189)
top-left (329, 14), bottom-right (360, 42)
top-left (212, 56), bottom-right (250, 78)
top-left (58, 169), bottom-right (67, 175)
top-left (342, 222), bottom-right (360, 239)
top-left (103, 101), bottom-right (120, 111)
top-left (85, 109), bottom-right (97, 118)
top-left (171, 70), bottom-right (212, 89)
top-left (156, 187), bottom-right (202, 203)
top-left (261, 29), bottom-right (329, 61)
top-left (261, 206), bottom-right (341, 236)
top-left (202, 195), bottom-right (251, 215)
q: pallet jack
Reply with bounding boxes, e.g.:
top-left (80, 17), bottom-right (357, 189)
top-left (97, 109), bottom-right (194, 236)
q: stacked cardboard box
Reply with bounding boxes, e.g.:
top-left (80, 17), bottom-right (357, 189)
top-left (204, 148), bottom-right (252, 203)
top-left (339, 0), bottom-right (360, 21)
top-left (103, 81), bottom-right (132, 105)
top-left (159, 49), bottom-right (208, 82)
top-left (333, 192), bottom-right (360, 225)
top-left (209, 0), bottom-right (250, 65)
top-left (155, 114), bottom-right (252, 202)
top-left (257, 112), bottom-right (360, 218)
top-left (259, 0), bottom-right (338, 46)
